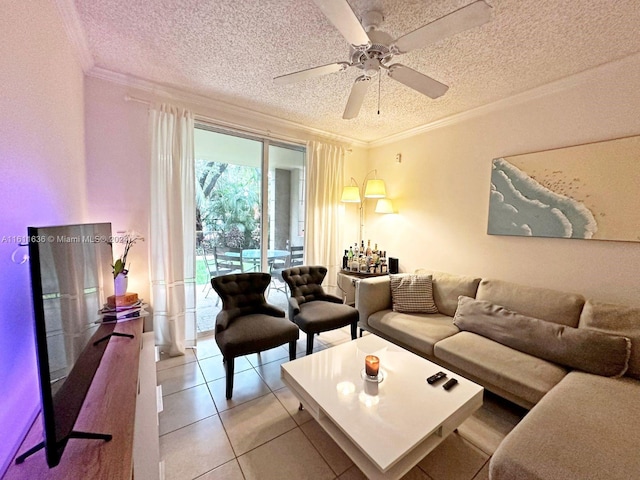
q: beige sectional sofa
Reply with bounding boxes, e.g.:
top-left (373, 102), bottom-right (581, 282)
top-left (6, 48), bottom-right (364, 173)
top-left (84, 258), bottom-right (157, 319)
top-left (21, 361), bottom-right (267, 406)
top-left (356, 270), bottom-right (640, 480)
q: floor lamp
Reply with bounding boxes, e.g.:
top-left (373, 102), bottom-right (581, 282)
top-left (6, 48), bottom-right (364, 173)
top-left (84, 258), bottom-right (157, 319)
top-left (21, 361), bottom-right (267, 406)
top-left (341, 170), bottom-right (387, 243)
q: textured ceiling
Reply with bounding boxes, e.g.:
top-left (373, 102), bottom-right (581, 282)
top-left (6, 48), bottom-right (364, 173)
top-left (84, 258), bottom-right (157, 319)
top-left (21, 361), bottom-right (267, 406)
top-left (72, 0), bottom-right (640, 142)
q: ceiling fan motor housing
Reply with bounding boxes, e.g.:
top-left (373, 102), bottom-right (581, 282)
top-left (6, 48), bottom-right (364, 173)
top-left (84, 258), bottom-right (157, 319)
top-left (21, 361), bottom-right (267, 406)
top-left (350, 28), bottom-right (394, 74)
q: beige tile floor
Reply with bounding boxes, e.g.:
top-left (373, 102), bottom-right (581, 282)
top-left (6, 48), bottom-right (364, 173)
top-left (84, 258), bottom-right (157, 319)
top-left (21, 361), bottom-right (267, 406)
top-left (157, 328), bottom-right (526, 480)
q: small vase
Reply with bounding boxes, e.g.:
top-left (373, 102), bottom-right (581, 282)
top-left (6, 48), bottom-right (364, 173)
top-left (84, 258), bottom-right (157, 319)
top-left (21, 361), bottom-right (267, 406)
top-left (114, 273), bottom-right (128, 296)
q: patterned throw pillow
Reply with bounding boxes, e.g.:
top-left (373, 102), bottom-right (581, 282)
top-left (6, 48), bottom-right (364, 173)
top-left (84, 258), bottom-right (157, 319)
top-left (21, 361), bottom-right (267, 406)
top-left (390, 274), bottom-right (438, 314)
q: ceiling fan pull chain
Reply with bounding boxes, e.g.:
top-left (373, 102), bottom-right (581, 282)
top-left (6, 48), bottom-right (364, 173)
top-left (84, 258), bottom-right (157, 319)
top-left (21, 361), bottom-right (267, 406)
top-left (377, 74), bottom-right (380, 115)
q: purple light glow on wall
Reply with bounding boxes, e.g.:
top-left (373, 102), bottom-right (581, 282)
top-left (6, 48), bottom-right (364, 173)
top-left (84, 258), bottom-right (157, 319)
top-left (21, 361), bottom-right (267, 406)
top-left (2, 1), bottom-right (91, 473)
top-left (0, 156), bottom-right (76, 475)
top-left (0, 240), bottom-right (40, 475)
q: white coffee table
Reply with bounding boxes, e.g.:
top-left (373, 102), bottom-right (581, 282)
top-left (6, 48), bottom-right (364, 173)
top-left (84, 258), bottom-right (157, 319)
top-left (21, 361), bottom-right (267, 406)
top-left (281, 335), bottom-right (483, 479)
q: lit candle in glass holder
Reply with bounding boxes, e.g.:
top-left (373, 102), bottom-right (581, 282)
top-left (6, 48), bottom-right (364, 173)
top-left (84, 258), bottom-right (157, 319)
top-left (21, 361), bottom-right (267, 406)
top-left (365, 355), bottom-right (380, 377)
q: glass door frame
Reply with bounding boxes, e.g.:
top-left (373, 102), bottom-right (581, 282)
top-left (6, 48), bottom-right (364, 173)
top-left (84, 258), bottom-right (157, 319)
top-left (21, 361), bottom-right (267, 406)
top-left (195, 122), bottom-right (306, 273)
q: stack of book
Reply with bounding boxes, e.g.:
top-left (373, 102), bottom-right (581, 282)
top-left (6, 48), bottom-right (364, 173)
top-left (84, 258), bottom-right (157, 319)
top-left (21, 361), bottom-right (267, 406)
top-left (99, 292), bottom-right (147, 323)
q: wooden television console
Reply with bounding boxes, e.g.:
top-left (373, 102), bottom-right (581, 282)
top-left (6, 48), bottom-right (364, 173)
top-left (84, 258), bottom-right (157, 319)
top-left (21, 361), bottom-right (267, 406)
top-left (4, 317), bottom-right (161, 479)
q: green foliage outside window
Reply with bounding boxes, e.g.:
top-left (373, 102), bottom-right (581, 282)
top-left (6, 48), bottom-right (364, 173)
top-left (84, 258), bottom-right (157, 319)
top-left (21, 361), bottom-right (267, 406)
top-left (196, 160), bottom-right (261, 250)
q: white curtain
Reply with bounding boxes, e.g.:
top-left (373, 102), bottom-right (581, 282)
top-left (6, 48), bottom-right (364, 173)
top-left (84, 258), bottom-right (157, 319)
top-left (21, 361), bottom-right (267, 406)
top-left (305, 140), bottom-right (345, 290)
top-left (150, 104), bottom-right (196, 356)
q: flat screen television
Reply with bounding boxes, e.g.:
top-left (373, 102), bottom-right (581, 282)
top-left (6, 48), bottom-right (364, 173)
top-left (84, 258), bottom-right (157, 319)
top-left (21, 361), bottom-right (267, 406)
top-left (18, 223), bottom-right (119, 468)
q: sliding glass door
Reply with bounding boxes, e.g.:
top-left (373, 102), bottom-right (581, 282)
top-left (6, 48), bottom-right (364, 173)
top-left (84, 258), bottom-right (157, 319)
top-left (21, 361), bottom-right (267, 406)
top-left (194, 125), bottom-right (305, 334)
top-left (267, 143), bottom-right (305, 253)
top-left (195, 128), bottom-right (262, 270)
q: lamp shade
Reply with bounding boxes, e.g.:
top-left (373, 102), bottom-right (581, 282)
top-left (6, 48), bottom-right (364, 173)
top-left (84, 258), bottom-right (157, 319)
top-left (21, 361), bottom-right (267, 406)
top-left (340, 185), bottom-right (361, 203)
top-left (364, 179), bottom-right (386, 198)
top-left (375, 198), bottom-right (395, 214)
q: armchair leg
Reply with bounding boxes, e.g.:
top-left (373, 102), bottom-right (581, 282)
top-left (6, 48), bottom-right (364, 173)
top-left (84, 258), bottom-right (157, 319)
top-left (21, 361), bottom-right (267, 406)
top-left (289, 341), bottom-right (297, 360)
top-left (225, 357), bottom-right (235, 399)
top-left (306, 333), bottom-right (315, 356)
top-left (350, 322), bottom-right (357, 340)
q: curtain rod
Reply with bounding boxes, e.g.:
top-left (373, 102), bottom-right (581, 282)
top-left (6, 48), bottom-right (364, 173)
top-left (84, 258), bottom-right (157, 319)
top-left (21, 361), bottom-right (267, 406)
top-left (124, 94), bottom-right (151, 105)
top-left (124, 94), bottom-right (307, 147)
top-left (194, 115), bottom-right (307, 147)
top-left (122, 95), bottom-right (349, 149)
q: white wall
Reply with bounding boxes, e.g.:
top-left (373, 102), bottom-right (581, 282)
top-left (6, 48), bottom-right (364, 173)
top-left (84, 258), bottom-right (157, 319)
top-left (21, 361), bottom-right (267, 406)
top-left (0, 1), bottom-right (87, 473)
top-left (366, 54), bottom-right (640, 306)
top-left (84, 79), bottom-right (152, 301)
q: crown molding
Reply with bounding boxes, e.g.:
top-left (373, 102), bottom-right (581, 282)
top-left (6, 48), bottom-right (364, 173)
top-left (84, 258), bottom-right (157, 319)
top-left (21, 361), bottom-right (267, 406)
top-left (86, 67), bottom-right (369, 149)
top-left (368, 52), bottom-right (640, 148)
top-left (90, 49), bottom-right (638, 151)
top-left (54, 0), bottom-right (94, 72)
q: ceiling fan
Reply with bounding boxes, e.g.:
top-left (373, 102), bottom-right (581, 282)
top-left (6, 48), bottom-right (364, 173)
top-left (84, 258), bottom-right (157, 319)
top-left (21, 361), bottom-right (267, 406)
top-left (274, 0), bottom-right (492, 119)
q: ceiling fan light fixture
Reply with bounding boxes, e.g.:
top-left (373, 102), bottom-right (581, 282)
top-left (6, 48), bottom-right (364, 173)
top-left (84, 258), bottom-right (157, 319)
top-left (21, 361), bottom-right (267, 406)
top-left (362, 58), bottom-right (381, 77)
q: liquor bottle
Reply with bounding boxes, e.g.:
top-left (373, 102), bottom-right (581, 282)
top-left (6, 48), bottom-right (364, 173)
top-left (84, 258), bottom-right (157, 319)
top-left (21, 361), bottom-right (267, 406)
top-left (350, 245), bottom-right (359, 271)
top-left (366, 240), bottom-right (372, 256)
top-left (348, 246), bottom-right (354, 261)
top-left (372, 243), bottom-right (380, 269)
top-left (361, 240), bottom-right (365, 254)
top-left (342, 250), bottom-right (348, 269)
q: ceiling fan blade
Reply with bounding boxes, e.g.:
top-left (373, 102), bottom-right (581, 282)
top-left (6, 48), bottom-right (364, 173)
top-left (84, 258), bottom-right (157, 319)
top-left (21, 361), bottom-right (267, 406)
top-left (387, 64), bottom-right (449, 99)
top-left (311, 0), bottom-right (370, 48)
top-left (392, 0), bottom-right (492, 54)
top-left (274, 62), bottom-right (350, 85)
top-left (343, 76), bottom-right (371, 119)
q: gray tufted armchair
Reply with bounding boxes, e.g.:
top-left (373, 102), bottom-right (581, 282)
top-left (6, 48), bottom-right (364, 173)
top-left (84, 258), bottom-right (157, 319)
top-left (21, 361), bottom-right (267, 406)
top-left (211, 272), bottom-right (299, 399)
top-left (282, 266), bottom-right (358, 355)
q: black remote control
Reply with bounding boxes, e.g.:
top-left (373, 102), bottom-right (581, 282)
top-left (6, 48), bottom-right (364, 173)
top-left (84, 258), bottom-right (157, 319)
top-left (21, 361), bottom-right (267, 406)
top-left (443, 378), bottom-right (458, 391)
top-left (427, 371), bottom-right (447, 385)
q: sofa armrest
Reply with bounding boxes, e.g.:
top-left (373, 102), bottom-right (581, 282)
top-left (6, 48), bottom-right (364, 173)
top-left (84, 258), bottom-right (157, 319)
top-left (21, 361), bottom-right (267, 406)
top-left (356, 276), bottom-right (392, 327)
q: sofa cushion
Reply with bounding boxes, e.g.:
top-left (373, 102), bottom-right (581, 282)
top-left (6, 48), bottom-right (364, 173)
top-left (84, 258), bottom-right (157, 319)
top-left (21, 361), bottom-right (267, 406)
top-left (390, 274), bottom-right (438, 314)
top-left (434, 332), bottom-right (568, 407)
top-left (490, 371), bottom-right (640, 480)
top-left (476, 278), bottom-right (584, 327)
top-left (454, 296), bottom-right (631, 377)
top-left (579, 300), bottom-right (640, 380)
top-left (415, 269), bottom-right (481, 317)
top-left (368, 309), bottom-right (458, 356)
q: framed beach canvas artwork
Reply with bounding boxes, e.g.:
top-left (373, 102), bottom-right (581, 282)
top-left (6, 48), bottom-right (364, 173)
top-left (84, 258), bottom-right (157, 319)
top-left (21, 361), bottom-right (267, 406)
top-left (488, 135), bottom-right (640, 243)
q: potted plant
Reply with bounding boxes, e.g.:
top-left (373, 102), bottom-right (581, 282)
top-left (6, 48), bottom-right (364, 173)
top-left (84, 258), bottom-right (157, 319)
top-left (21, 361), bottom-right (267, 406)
top-left (113, 230), bottom-right (144, 296)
